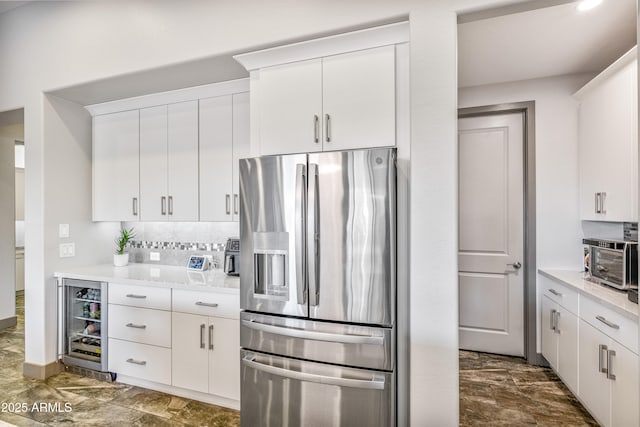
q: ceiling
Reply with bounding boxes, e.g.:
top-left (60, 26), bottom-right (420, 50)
top-left (0, 1), bottom-right (26, 15)
top-left (458, 0), bottom-right (637, 88)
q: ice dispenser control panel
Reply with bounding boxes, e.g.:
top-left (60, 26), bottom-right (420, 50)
top-left (253, 232), bottom-right (289, 300)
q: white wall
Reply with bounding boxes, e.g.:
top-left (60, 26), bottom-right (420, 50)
top-left (459, 74), bottom-right (593, 351)
top-left (0, 127), bottom-right (17, 324)
top-left (0, 1), bottom-right (531, 424)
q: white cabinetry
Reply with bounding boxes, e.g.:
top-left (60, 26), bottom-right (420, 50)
top-left (171, 289), bottom-right (240, 401)
top-left (255, 46), bottom-right (396, 156)
top-left (576, 47), bottom-right (638, 221)
top-left (540, 278), bottom-right (579, 394)
top-left (199, 92), bottom-right (250, 221)
top-left (139, 101), bottom-right (199, 221)
top-left (93, 110), bottom-right (140, 221)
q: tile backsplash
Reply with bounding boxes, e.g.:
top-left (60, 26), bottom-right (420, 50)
top-left (121, 221), bottom-right (238, 267)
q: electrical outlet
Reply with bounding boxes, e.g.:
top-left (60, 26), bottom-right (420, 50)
top-left (59, 243), bottom-right (75, 258)
top-left (150, 252), bottom-right (160, 261)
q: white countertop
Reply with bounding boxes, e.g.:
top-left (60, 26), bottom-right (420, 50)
top-left (54, 263), bottom-right (240, 294)
top-left (539, 269), bottom-right (638, 321)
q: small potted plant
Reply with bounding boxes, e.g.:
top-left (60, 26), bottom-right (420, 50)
top-left (114, 227), bottom-right (135, 267)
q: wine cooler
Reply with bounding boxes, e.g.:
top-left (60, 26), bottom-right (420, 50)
top-left (58, 278), bottom-right (109, 371)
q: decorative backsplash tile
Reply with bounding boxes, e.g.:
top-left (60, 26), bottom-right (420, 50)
top-left (121, 221), bottom-right (239, 267)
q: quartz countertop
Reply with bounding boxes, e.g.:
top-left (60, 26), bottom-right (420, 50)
top-left (54, 263), bottom-right (239, 294)
top-left (539, 269), bottom-right (638, 321)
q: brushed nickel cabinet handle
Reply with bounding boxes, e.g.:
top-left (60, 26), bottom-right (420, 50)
top-left (125, 294), bottom-right (147, 299)
top-left (548, 289), bottom-right (563, 297)
top-left (195, 301), bottom-right (219, 308)
top-left (325, 114), bottom-right (331, 143)
top-left (596, 315), bottom-right (619, 330)
top-left (314, 115), bottom-right (319, 143)
top-left (600, 192), bottom-right (606, 214)
top-left (200, 323), bottom-right (205, 349)
top-left (209, 324), bottom-right (214, 350)
top-left (168, 195), bottom-right (173, 215)
top-left (595, 192), bottom-right (599, 214)
top-left (554, 311), bottom-right (561, 334)
top-left (225, 194), bottom-right (231, 215)
top-left (126, 358), bottom-right (147, 366)
top-left (607, 349), bottom-right (616, 380)
top-left (161, 196), bottom-right (167, 215)
top-left (550, 309), bottom-right (556, 331)
top-left (125, 323), bottom-right (146, 329)
top-left (133, 197), bottom-right (138, 216)
top-left (234, 194), bottom-right (239, 215)
top-left (599, 344), bottom-right (608, 374)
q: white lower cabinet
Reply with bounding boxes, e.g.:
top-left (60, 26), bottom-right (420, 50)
top-left (172, 312), bottom-right (240, 401)
top-left (541, 296), bottom-right (578, 394)
top-left (578, 319), bottom-right (639, 427)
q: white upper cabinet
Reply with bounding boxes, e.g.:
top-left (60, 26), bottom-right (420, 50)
top-left (234, 22), bottom-right (409, 156)
top-left (576, 47), bottom-right (638, 222)
top-left (199, 92), bottom-right (249, 222)
top-left (322, 46), bottom-right (396, 151)
top-left (93, 110), bottom-right (140, 221)
top-left (139, 101), bottom-right (199, 221)
top-left (258, 59), bottom-right (323, 155)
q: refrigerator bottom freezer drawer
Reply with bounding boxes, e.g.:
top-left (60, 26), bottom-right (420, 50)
top-left (240, 311), bottom-right (394, 371)
top-left (240, 350), bottom-right (395, 427)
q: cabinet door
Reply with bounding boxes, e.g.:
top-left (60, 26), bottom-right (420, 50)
top-left (139, 105), bottom-right (168, 221)
top-left (167, 101), bottom-right (199, 221)
top-left (609, 341), bottom-right (639, 427)
top-left (232, 92), bottom-right (250, 221)
top-left (93, 110), bottom-right (140, 221)
top-left (578, 320), bottom-right (611, 426)
top-left (172, 312), bottom-right (209, 394)
top-left (556, 306), bottom-right (578, 394)
top-left (579, 60), bottom-right (637, 221)
top-left (258, 58), bottom-right (322, 155)
top-left (322, 45), bottom-right (396, 151)
top-left (199, 95), bottom-right (233, 221)
top-left (209, 317), bottom-right (240, 400)
top-left (541, 296), bottom-right (558, 370)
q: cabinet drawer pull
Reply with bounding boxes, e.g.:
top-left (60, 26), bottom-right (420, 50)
top-left (598, 344), bottom-right (608, 374)
top-left (596, 315), bottom-right (619, 330)
top-left (225, 194), bottom-right (231, 215)
top-left (595, 192), bottom-right (600, 214)
top-left (314, 115), bottom-right (319, 143)
top-left (234, 194), bottom-right (239, 215)
top-left (325, 114), bottom-right (331, 142)
top-left (195, 301), bottom-right (219, 308)
top-left (132, 197), bottom-right (138, 216)
top-left (554, 311), bottom-right (561, 334)
top-left (125, 323), bottom-right (146, 329)
top-left (550, 309), bottom-right (556, 331)
top-left (125, 294), bottom-right (147, 299)
top-left (607, 349), bottom-right (616, 380)
top-left (200, 323), bottom-right (205, 349)
top-left (161, 196), bottom-right (167, 215)
top-left (548, 289), bottom-right (562, 297)
top-left (168, 195), bottom-right (174, 215)
top-left (126, 358), bottom-right (147, 366)
top-left (600, 192), bottom-right (607, 214)
top-left (209, 324), bottom-right (214, 350)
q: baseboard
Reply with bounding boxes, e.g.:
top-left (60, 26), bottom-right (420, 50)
top-left (0, 316), bottom-right (17, 331)
top-left (23, 360), bottom-right (64, 380)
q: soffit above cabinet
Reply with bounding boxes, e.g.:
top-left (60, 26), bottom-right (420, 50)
top-left (573, 46), bottom-right (637, 101)
top-left (233, 21), bottom-right (409, 71)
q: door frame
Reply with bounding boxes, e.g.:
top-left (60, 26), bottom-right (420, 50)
top-left (458, 101), bottom-right (538, 364)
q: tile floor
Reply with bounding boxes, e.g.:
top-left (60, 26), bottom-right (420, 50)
top-left (459, 350), bottom-right (598, 426)
top-left (0, 293), bottom-right (598, 426)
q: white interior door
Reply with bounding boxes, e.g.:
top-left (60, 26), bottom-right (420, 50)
top-left (458, 112), bottom-right (524, 357)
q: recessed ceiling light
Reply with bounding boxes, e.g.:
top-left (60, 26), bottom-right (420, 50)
top-left (577, 0), bottom-right (603, 11)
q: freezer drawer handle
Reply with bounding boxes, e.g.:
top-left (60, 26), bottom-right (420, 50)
top-left (241, 319), bottom-right (384, 345)
top-left (125, 294), bottom-right (147, 299)
top-left (242, 354), bottom-right (385, 390)
top-left (125, 323), bottom-right (147, 329)
top-left (126, 358), bottom-right (147, 366)
top-left (195, 301), bottom-right (219, 308)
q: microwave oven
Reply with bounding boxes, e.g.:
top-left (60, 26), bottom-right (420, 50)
top-left (583, 238), bottom-right (638, 290)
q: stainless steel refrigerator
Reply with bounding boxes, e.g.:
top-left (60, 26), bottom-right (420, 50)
top-left (239, 148), bottom-right (396, 427)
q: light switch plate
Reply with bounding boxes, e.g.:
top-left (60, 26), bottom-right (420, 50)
top-left (59, 224), bottom-right (70, 238)
top-left (150, 252), bottom-right (160, 261)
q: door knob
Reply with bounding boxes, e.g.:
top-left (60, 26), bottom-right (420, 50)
top-left (507, 261), bottom-right (522, 269)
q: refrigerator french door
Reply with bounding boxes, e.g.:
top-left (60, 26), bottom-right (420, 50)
top-left (239, 148), bottom-right (396, 427)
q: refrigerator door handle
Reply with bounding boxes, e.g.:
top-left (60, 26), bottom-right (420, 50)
top-left (242, 354), bottom-right (385, 390)
top-left (241, 319), bottom-right (384, 345)
top-left (295, 164), bottom-right (307, 305)
top-left (307, 163), bottom-right (319, 306)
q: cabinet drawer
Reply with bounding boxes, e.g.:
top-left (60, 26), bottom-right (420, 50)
top-left (541, 276), bottom-right (579, 314)
top-left (108, 338), bottom-right (171, 385)
top-left (109, 283), bottom-right (171, 310)
top-left (581, 295), bottom-right (638, 354)
top-left (108, 305), bottom-right (171, 348)
top-left (172, 289), bottom-right (239, 319)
